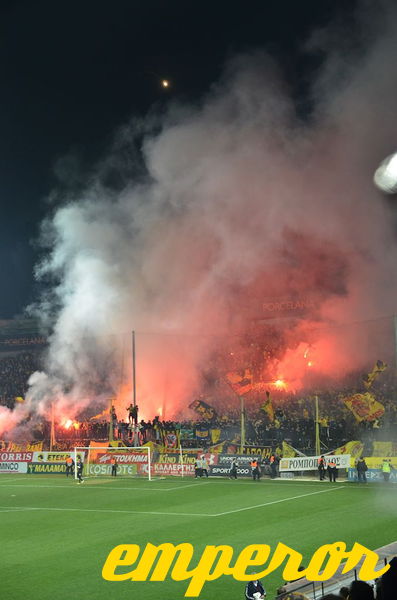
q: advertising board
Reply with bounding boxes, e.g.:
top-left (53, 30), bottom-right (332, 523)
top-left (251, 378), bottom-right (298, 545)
top-left (279, 454), bottom-right (351, 472)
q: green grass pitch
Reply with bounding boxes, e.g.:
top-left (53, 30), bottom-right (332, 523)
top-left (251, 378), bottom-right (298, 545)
top-left (0, 475), bottom-right (395, 600)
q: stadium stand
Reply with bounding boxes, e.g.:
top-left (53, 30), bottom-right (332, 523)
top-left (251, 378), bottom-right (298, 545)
top-left (275, 542), bottom-right (397, 599)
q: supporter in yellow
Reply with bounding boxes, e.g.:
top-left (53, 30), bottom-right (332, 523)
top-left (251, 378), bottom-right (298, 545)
top-left (381, 459), bottom-right (394, 482)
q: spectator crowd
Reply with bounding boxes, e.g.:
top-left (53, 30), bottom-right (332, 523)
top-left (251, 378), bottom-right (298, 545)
top-left (1, 351), bottom-right (397, 456)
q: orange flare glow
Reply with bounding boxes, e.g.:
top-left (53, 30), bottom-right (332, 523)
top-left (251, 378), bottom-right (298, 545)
top-left (274, 379), bottom-right (287, 389)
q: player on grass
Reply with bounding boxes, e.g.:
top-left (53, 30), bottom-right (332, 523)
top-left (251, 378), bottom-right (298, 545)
top-left (111, 457), bottom-right (118, 477)
top-left (76, 457), bottom-right (84, 484)
top-left (229, 459), bottom-right (238, 479)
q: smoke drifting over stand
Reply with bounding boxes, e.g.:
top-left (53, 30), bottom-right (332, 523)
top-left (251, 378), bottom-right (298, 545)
top-left (2, 5), bottom-right (397, 434)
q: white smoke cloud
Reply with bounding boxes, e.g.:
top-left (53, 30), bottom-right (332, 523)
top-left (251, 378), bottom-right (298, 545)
top-left (4, 3), bottom-right (397, 433)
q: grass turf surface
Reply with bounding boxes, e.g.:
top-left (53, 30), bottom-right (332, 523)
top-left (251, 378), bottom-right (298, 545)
top-left (0, 475), bottom-right (396, 600)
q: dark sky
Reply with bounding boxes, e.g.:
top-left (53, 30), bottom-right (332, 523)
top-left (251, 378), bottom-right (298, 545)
top-left (0, 0), bottom-right (358, 319)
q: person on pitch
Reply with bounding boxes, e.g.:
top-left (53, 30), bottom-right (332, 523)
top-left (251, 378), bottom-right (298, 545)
top-left (194, 459), bottom-right (202, 478)
top-left (76, 457), bottom-right (84, 484)
top-left (110, 457), bottom-right (118, 477)
top-left (245, 579), bottom-right (266, 599)
top-left (318, 455), bottom-right (326, 481)
top-left (251, 459), bottom-right (260, 481)
top-left (381, 458), bottom-right (394, 482)
top-left (201, 456), bottom-right (209, 477)
top-left (356, 456), bottom-right (368, 483)
top-left (229, 459), bottom-right (238, 479)
top-left (65, 456), bottom-right (74, 478)
top-left (269, 453), bottom-right (277, 479)
top-left (327, 457), bottom-right (337, 482)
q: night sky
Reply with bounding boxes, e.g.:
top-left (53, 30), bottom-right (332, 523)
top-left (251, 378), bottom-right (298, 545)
top-left (0, 0), bottom-right (359, 318)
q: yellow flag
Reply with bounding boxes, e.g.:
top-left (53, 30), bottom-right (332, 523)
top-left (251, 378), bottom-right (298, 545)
top-left (260, 390), bottom-right (274, 422)
top-left (332, 440), bottom-right (364, 458)
top-left (226, 369), bottom-right (253, 395)
top-left (282, 441), bottom-right (298, 457)
top-left (343, 393), bottom-right (384, 422)
top-left (363, 360), bottom-right (387, 389)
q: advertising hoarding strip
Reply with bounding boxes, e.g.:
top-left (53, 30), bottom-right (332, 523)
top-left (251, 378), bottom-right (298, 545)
top-left (279, 454), bottom-right (351, 472)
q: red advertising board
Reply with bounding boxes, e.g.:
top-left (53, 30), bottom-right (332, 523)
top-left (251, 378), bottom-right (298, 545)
top-left (94, 452), bottom-right (148, 464)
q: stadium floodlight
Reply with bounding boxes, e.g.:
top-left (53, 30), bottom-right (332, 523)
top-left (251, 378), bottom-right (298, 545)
top-left (374, 151), bottom-right (397, 193)
top-left (73, 446), bottom-right (152, 481)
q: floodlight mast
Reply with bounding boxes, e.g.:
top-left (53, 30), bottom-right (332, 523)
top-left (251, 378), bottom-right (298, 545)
top-left (132, 330), bottom-right (136, 408)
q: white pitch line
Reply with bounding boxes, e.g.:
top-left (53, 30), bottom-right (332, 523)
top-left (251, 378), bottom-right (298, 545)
top-left (0, 505), bottom-right (212, 517)
top-left (0, 481), bottom-right (211, 492)
top-left (214, 486), bottom-right (346, 516)
top-left (166, 481), bottom-right (211, 491)
top-left (0, 507), bottom-right (38, 513)
top-left (0, 486), bottom-right (346, 519)
top-left (0, 477), bottom-right (34, 483)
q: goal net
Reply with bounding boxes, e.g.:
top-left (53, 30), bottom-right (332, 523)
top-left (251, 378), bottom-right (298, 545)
top-left (73, 446), bottom-right (152, 480)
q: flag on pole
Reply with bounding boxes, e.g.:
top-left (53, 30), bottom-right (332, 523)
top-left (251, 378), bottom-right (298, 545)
top-left (161, 429), bottom-right (180, 449)
top-left (188, 399), bottom-right (216, 420)
top-left (260, 390), bottom-right (274, 422)
top-left (343, 392), bottom-right (385, 422)
top-left (363, 360), bottom-right (387, 389)
top-left (89, 408), bottom-right (109, 421)
top-left (330, 440), bottom-right (364, 459)
top-left (226, 369), bottom-right (253, 395)
top-left (282, 441), bottom-right (306, 457)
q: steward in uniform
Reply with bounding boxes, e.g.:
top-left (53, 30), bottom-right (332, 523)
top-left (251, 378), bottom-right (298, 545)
top-left (327, 458), bottom-right (337, 482)
top-left (65, 456), bottom-right (74, 478)
top-left (251, 459), bottom-right (260, 481)
top-left (318, 455), bottom-right (326, 481)
top-left (382, 459), bottom-right (392, 482)
top-left (269, 454), bottom-right (277, 479)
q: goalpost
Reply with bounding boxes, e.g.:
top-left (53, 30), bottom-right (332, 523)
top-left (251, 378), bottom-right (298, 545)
top-left (73, 446), bottom-right (152, 480)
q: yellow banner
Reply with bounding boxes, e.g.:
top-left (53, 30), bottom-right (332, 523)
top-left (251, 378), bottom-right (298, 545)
top-left (282, 441), bottom-right (298, 458)
top-left (343, 392), bottom-right (384, 422)
top-left (372, 441), bottom-right (396, 457)
top-left (331, 440), bottom-right (364, 459)
top-left (8, 441), bottom-right (43, 452)
top-left (210, 428), bottom-right (221, 443)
